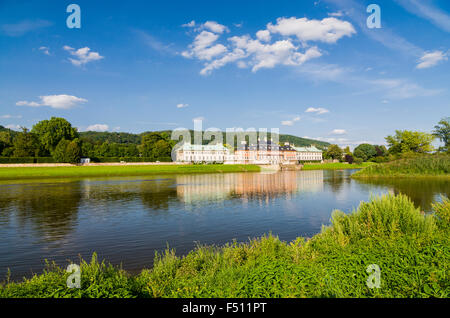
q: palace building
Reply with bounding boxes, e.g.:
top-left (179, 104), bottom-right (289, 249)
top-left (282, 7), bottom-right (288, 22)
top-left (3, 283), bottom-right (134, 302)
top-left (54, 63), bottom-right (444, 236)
top-left (175, 141), bottom-right (322, 164)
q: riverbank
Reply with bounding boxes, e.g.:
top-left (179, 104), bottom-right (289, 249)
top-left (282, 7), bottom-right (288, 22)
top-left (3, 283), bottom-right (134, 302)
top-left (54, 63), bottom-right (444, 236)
top-left (0, 164), bottom-right (261, 181)
top-left (1, 194), bottom-right (448, 298)
top-left (352, 155), bottom-right (450, 178)
top-left (302, 162), bottom-right (374, 170)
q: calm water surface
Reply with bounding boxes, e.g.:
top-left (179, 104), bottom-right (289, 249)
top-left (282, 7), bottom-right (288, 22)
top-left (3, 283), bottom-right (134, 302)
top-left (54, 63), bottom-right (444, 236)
top-left (0, 169), bottom-right (449, 280)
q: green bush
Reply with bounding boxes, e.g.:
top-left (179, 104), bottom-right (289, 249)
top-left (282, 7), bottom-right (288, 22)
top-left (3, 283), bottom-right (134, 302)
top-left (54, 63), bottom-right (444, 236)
top-left (0, 157), bottom-right (35, 163)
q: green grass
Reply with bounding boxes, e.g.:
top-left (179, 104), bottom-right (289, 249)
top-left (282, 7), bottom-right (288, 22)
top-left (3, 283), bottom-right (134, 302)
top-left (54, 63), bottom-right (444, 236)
top-left (302, 162), bottom-right (375, 170)
top-left (1, 194), bottom-right (449, 298)
top-left (0, 164), bottom-right (261, 181)
top-left (352, 155), bottom-right (450, 178)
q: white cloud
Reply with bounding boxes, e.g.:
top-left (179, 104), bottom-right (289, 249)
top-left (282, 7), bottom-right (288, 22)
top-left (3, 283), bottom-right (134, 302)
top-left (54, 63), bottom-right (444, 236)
top-left (86, 124), bottom-right (109, 132)
top-left (63, 46), bottom-right (104, 66)
top-left (0, 114), bottom-right (22, 119)
top-left (281, 115), bottom-right (301, 126)
top-left (305, 107), bottom-right (329, 115)
top-left (202, 21), bottom-right (229, 34)
top-left (281, 120), bottom-right (294, 126)
top-left (330, 129), bottom-right (347, 135)
top-left (177, 103), bottom-right (189, 108)
top-left (416, 50), bottom-right (448, 69)
top-left (256, 30), bottom-right (271, 42)
top-left (39, 46), bottom-right (50, 55)
top-left (5, 124), bottom-right (21, 131)
top-left (182, 20), bottom-right (196, 28)
top-left (182, 16), bottom-right (355, 75)
top-left (267, 17), bottom-right (356, 44)
top-left (182, 31), bottom-right (227, 61)
top-left (16, 95), bottom-right (87, 109)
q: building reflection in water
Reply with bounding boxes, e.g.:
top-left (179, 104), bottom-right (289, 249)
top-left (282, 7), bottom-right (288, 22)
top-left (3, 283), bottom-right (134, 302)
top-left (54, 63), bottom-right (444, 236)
top-left (175, 170), bottom-right (324, 205)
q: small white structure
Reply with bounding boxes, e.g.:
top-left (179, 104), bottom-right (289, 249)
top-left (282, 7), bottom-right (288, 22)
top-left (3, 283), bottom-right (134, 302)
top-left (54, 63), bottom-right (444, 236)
top-left (80, 158), bottom-right (91, 164)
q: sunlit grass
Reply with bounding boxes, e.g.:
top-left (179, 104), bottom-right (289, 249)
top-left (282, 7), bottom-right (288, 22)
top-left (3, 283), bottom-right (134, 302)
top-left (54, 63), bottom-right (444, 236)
top-left (0, 164), bottom-right (261, 181)
top-left (353, 155), bottom-right (450, 178)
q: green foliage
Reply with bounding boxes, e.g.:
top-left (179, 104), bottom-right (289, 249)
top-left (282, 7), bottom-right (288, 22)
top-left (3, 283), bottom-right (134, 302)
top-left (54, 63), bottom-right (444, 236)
top-left (52, 139), bottom-right (71, 163)
top-left (1, 195), bottom-right (449, 298)
top-left (354, 157), bottom-right (363, 165)
top-left (433, 117), bottom-right (450, 152)
top-left (386, 130), bottom-right (435, 155)
top-left (32, 117), bottom-right (79, 154)
top-left (65, 139), bottom-right (82, 163)
top-left (325, 144), bottom-right (343, 160)
top-left (353, 155), bottom-right (450, 178)
top-left (353, 144), bottom-right (376, 161)
top-left (140, 132), bottom-right (173, 161)
top-left (12, 128), bottom-right (41, 157)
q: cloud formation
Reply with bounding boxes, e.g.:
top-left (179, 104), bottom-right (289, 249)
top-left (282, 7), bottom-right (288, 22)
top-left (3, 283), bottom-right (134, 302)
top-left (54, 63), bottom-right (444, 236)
top-left (16, 95), bottom-right (87, 109)
top-left (305, 107), bottom-right (329, 115)
top-left (86, 124), bottom-right (109, 132)
top-left (63, 46), bottom-right (104, 66)
top-left (416, 50), bottom-right (448, 69)
top-left (177, 103), bottom-right (189, 108)
top-left (182, 16), bottom-right (355, 75)
top-left (281, 116), bottom-right (301, 126)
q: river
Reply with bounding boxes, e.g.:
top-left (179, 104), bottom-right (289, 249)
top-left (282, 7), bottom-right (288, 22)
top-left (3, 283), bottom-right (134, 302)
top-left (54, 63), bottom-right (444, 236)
top-left (0, 169), bottom-right (448, 280)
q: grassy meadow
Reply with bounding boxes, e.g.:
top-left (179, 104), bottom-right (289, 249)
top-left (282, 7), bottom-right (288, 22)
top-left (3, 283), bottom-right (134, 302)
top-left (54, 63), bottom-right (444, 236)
top-left (0, 164), bottom-right (261, 181)
top-left (1, 194), bottom-right (449, 298)
top-left (352, 155), bottom-right (450, 178)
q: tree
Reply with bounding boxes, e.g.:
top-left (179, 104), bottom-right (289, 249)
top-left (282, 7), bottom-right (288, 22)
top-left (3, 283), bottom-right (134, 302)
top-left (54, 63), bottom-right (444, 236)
top-left (433, 117), bottom-right (450, 152)
top-left (0, 131), bottom-right (12, 155)
top-left (344, 154), bottom-right (354, 164)
top-left (151, 139), bottom-right (172, 160)
top-left (385, 130), bottom-right (435, 155)
top-left (140, 132), bottom-right (173, 160)
top-left (374, 145), bottom-right (388, 157)
top-left (65, 139), bottom-right (82, 163)
top-left (52, 139), bottom-right (71, 163)
top-left (12, 128), bottom-right (41, 157)
top-left (325, 144), bottom-right (343, 160)
top-left (32, 117), bottom-right (79, 155)
top-left (343, 146), bottom-right (352, 156)
top-left (353, 144), bottom-right (376, 161)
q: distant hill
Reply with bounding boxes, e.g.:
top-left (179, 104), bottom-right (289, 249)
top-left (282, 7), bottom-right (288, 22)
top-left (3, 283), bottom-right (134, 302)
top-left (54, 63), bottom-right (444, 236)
top-left (79, 130), bottom-right (330, 150)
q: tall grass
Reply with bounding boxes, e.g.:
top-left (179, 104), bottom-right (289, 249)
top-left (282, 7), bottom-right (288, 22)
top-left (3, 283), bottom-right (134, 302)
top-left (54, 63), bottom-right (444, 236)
top-left (352, 155), bottom-right (450, 178)
top-left (1, 194), bottom-right (449, 298)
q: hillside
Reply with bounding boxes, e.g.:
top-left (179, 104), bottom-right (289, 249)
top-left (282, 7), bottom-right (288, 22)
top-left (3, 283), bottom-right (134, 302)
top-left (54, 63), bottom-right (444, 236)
top-left (79, 130), bottom-right (330, 150)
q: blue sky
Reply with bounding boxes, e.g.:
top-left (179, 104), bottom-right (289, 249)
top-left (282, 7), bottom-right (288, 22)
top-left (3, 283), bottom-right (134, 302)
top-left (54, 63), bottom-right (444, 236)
top-left (0, 0), bottom-right (449, 148)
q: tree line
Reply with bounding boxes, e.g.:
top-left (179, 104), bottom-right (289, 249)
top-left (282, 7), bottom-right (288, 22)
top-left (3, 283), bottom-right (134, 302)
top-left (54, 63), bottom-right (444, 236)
top-left (322, 117), bottom-right (450, 164)
top-left (0, 117), bottom-right (174, 163)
